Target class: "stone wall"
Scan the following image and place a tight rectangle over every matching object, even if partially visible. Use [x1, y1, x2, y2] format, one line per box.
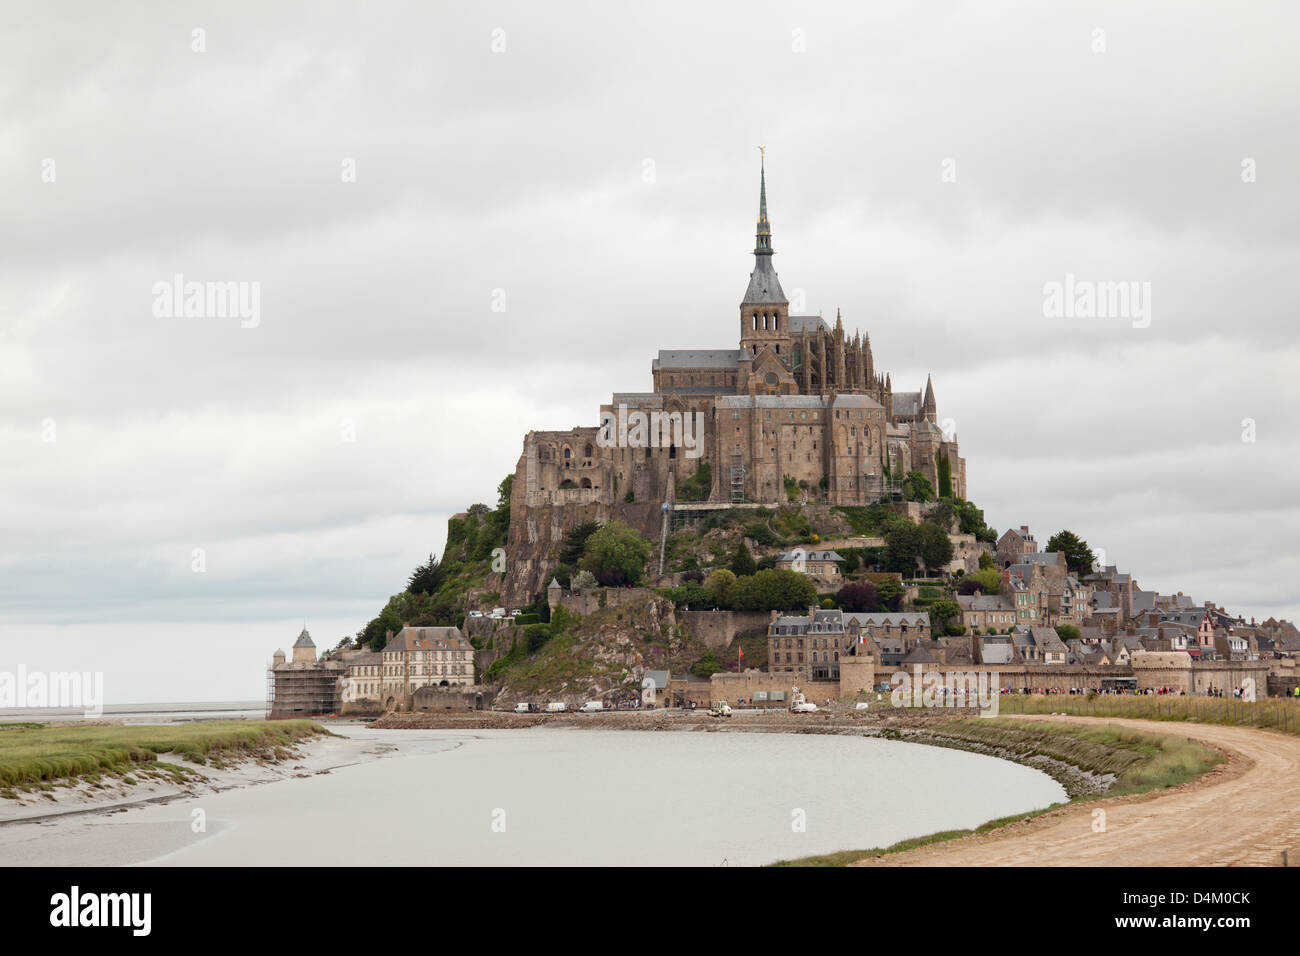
[681, 609, 772, 650]
[412, 685, 489, 712]
[555, 586, 658, 617]
[709, 669, 840, 707]
[875, 656, 1274, 695]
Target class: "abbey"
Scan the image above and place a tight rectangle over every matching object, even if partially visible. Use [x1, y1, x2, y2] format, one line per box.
[517, 157, 966, 509]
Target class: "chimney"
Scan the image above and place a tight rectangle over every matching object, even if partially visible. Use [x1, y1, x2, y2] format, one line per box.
[1020, 525, 1030, 534]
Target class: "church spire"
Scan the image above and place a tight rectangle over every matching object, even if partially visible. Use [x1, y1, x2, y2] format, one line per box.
[742, 148, 786, 304]
[755, 147, 773, 255]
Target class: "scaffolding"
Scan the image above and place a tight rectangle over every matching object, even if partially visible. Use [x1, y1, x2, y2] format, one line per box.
[267, 663, 344, 719]
[730, 458, 745, 503]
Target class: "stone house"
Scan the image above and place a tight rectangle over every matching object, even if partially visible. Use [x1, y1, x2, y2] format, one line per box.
[775, 548, 845, 589]
[380, 626, 476, 712]
[843, 611, 932, 645]
[957, 592, 1016, 633]
[996, 525, 1037, 567]
[768, 607, 846, 680]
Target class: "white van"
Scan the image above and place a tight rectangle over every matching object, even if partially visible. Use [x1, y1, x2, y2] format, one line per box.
[546, 702, 567, 713]
[579, 700, 604, 713]
[490, 607, 506, 619]
[513, 702, 531, 713]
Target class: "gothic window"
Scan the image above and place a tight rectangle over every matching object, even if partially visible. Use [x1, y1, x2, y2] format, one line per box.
[584, 444, 592, 457]
[563, 447, 571, 459]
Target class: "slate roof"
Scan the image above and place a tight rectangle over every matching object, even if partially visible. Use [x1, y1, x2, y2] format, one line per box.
[958, 594, 1015, 612]
[900, 643, 937, 664]
[293, 628, 315, 649]
[742, 257, 787, 303]
[844, 612, 931, 627]
[892, 392, 922, 417]
[979, 636, 1015, 665]
[653, 349, 741, 369]
[776, 550, 845, 563]
[787, 315, 829, 333]
[383, 626, 472, 652]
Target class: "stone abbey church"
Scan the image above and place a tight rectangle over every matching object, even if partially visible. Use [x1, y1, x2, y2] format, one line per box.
[515, 158, 967, 513]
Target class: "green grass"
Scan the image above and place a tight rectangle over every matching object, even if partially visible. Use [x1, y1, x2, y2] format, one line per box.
[0, 719, 325, 791]
[998, 692, 1300, 736]
[770, 717, 1222, 866]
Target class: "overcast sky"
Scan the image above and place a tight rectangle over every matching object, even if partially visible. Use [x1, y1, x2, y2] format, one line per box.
[2, 1, 1297, 703]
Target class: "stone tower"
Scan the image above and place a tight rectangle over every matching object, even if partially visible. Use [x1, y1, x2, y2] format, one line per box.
[739, 150, 790, 360]
[292, 627, 316, 664]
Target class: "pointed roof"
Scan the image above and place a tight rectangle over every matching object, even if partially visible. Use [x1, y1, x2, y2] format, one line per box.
[547, 576, 562, 589]
[293, 628, 315, 648]
[923, 375, 936, 411]
[742, 151, 787, 304]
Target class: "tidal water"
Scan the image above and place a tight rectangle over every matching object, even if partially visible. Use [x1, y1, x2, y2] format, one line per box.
[111, 726, 1067, 866]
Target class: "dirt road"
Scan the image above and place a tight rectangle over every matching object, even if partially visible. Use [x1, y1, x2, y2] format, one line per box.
[855, 715, 1300, 867]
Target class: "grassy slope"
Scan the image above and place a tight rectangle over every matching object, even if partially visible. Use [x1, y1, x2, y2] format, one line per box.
[998, 692, 1300, 736]
[0, 719, 325, 794]
[770, 717, 1222, 866]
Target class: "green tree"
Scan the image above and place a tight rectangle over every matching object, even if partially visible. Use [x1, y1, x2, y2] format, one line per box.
[884, 521, 922, 573]
[953, 498, 996, 543]
[875, 577, 904, 611]
[704, 568, 738, 607]
[579, 520, 652, 586]
[902, 470, 935, 502]
[1056, 624, 1082, 643]
[406, 552, 446, 595]
[978, 551, 995, 571]
[729, 540, 757, 577]
[1045, 530, 1097, 576]
[690, 649, 724, 679]
[560, 521, 600, 567]
[928, 599, 962, 634]
[918, 521, 955, 572]
[926, 498, 956, 532]
[730, 569, 817, 612]
[936, 451, 953, 498]
[958, 569, 1002, 595]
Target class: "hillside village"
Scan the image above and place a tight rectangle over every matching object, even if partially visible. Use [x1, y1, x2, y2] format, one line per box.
[266, 158, 1300, 717]
[268, 487, 1300, 717]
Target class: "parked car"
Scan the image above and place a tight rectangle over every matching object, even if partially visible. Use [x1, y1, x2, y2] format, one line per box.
[509, 609, 522, 617]
[545, 702, 567, 713]
[579, 700, 604, 713]
[513, 702, 532, 713]
[490, 607, 506, 619]
[466, 610, 484, 618]
[708, 701, 732, 718]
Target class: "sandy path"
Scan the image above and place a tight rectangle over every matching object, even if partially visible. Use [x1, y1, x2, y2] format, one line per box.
[855, 715, 1300, 867]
